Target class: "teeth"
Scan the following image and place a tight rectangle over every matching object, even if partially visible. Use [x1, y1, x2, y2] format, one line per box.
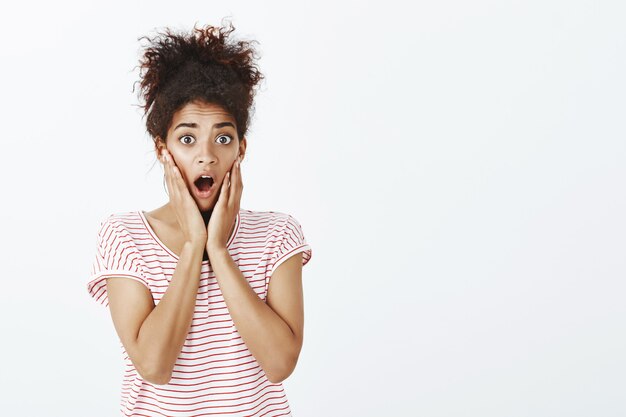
[201, 175, 212, 179]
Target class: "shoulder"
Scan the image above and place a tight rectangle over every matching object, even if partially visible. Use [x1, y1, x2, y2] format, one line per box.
[239, 208, 300, 233]
[96, 211, 143, 240]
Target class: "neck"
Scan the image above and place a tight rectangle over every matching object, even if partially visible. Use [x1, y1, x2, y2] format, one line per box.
[201, 208, 213, 228]
[200, 209, 212, 262]
[164, 204, 213, 261]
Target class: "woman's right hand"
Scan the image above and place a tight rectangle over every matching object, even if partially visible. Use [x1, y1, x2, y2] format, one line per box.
[161, 149, 207, 246]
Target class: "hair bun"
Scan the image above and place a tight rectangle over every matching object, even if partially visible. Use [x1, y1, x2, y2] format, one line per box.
[133, 18, 264, 143]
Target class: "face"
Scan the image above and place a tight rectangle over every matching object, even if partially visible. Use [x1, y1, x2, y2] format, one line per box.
[156, 100, 246, 211]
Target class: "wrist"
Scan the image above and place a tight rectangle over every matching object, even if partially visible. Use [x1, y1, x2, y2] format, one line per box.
[206, 242, 227, 255]
[185, 238, 206, 252]
[180, 241, 206, 263]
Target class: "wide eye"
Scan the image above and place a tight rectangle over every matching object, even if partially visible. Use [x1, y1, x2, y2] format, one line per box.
[216, 134, 233, 145]
[179, 135, 195, 145]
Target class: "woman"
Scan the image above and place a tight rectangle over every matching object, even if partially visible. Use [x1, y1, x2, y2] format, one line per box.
[87, 20, 312, 416]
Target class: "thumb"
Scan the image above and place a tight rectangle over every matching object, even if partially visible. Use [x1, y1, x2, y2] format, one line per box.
[220, 172, 231, 199]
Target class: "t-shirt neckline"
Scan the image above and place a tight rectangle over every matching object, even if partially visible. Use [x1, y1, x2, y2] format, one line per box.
[137, 210, 240, 262]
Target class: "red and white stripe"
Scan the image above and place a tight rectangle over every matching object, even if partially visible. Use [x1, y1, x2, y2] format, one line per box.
[87, 209, 312, 416]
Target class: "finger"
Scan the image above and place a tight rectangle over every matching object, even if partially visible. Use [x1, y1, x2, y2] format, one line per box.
[165, 151, 181, 187]
[230, 157, 242, 206]
[163, 153, 173, 195]
[220, 172, 231, 203]
[213, 172, 227, 211]
[165, 154, 180, 202]
[236, 156, 242, 187]
[226, 159, 235, 203]
[171, 161, 183, 187]
[171, 161, 189, 203]
[167, 152, 184, 188]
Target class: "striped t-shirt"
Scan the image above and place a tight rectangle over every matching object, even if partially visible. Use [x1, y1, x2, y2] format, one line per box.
[87, 209, 312, 417]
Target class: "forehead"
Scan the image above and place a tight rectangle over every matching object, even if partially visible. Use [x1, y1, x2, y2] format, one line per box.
[171, 100, 235, 124]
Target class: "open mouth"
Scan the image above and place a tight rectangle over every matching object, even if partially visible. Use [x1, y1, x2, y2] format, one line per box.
[193, 175, 215, 194]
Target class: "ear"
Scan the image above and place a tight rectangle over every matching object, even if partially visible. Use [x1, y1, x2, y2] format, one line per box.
[238, 137, 247, 161]
[155, 137, 167, 158]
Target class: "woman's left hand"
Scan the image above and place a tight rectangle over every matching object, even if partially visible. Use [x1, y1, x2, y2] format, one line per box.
[206, 155, 243, 254]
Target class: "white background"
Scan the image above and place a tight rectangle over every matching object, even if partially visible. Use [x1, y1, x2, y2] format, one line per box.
[0, 0, 624, 416]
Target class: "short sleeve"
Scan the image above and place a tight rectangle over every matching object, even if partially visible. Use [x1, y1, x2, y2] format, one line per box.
[269, 214, 313, 276]
[86, 216, 149, 307]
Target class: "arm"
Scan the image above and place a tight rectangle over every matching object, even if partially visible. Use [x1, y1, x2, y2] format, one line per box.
[106, 241, 204, 385]
[209, 249, 304, 383]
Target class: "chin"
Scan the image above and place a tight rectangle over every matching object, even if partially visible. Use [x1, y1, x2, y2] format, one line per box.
[195, 199, 215, 212]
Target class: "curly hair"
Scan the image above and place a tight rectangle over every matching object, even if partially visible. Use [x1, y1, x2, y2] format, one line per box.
[134, 18, 265, 147]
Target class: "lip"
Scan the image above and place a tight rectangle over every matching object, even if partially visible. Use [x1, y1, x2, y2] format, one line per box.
[193, 183, 215, 199]
[192, 170, 219, 199]
[193, 170, 217, 183]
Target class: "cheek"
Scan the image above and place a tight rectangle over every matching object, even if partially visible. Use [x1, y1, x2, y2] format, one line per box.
[170, 149, 189, 164]
[170, 153, 192, 181]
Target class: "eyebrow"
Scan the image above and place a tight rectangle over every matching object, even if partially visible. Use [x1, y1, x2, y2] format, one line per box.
[174, 121, 235, 131]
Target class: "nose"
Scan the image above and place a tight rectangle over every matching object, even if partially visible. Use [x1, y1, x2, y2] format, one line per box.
[196, 140, 218, 165]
